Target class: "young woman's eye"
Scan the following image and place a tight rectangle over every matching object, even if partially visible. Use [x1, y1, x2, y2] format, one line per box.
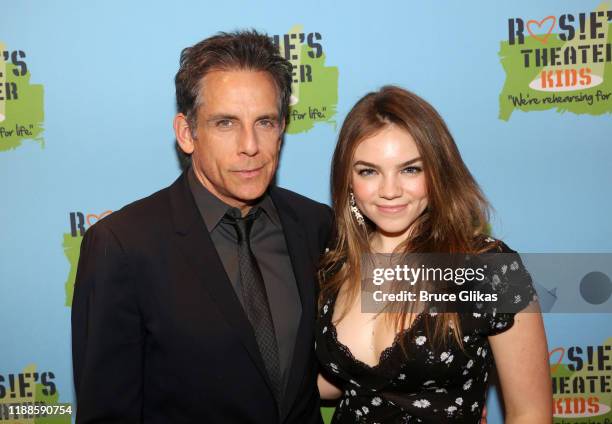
[357, 168, 376, 177]
[401, 166, 422, 174]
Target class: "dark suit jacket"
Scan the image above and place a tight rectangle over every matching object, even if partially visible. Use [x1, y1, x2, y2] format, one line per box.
[71, 172, 332, 424]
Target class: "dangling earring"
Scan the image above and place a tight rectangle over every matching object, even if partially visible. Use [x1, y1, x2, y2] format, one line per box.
[349, 191, 365, 227]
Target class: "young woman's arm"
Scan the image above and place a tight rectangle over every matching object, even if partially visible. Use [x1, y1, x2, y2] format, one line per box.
[317, 373, 343, 400]
[489, 305, 552, 423]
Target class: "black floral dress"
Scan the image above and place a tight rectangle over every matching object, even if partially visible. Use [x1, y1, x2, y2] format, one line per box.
[315, 241, 538, 423]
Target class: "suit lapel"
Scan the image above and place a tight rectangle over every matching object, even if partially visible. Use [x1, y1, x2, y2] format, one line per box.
[168, 173, 277, 399]
[270, 188, 318, 418]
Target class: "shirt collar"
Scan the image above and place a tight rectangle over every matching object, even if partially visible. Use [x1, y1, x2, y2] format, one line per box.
[187, 166, 280, 232]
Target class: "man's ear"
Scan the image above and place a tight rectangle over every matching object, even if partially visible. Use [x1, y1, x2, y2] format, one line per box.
[277, 119, 286, 151]
[174, 113, 195, 155]
[279, 117, 286, 135]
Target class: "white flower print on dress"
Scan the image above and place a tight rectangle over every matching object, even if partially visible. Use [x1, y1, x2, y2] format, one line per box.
[323, 304, 329, 314]
[455, 397, 463, 405]
[510, 260, 519, 271]
[398, 373, 406, 380]
[446, 406, 457, 416]
[471, 402, 479, 411]
[423, 380, 435, 386]
[501, 264, 508, 274]
[463, 379, 473, 390]
[322, 326, 327, 334]
[466, 359, 474, 369]
[473, 312, 482, 318]
[372, 397, 382, 406]
[330, 362, 339, 373]
[415, 336, 427, 346]
[440, 352, 450, 361]
[362, 406, 369, 414]
[349, 379, 361, 387]
[413, 399, 431, 408]
[463, 335, 470, 343]
[514, 294, 522, 304]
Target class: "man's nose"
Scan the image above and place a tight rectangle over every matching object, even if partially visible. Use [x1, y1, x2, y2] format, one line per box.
[238, 126, 259, 156]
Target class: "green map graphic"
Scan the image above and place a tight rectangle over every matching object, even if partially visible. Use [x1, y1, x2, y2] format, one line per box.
[499, 3, 612, 121]
[0, 365, 71, 423]
[552, 338, 612, 423]
[283, 25, 339, 134]
[0, 42, 44, 152]
[63, 233, 82, 307]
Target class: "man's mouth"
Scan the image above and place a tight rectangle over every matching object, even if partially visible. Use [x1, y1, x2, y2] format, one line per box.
[233, 165, 265, 178]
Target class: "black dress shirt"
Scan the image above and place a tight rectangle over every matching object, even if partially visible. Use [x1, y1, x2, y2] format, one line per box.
[187, 168, 302, 395]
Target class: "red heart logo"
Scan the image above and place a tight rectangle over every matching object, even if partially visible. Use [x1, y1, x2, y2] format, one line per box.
[527, 16, 556, 44]
[86, 210, 113, 227]
[549, 347, 565, 374]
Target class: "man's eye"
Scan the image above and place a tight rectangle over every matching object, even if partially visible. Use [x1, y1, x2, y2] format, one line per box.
[216, 119, 234, 128]
[258, 119, 277, 128]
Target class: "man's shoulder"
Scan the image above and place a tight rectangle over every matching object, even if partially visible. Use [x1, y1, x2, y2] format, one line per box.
[270, 186, 331, 221]
[271, 186, 333, 251]
[270, 185, 329, 210]
[87, 178, 178, 242]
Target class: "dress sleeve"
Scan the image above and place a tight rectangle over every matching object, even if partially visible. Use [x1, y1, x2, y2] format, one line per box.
[479, 240, 538, 335]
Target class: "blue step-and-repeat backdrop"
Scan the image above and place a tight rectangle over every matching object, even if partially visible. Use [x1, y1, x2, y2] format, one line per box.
[1, 1, 611, 422]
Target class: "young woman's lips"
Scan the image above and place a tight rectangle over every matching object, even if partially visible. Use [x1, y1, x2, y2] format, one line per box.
[376, 204, 407, 214]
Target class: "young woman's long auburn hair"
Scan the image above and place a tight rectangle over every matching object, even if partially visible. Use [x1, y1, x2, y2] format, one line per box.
[319, 86, 497, 348]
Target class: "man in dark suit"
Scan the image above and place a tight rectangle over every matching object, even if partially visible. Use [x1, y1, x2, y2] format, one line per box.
[71, 30, 332, 423]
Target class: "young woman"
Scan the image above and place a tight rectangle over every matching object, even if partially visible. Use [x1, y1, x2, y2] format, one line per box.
[316, 86, 551, 423]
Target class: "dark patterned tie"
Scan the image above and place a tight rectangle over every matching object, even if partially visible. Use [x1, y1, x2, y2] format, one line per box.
[223, 208, 282, 403]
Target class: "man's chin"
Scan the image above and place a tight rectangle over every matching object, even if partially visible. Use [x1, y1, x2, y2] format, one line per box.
[231, 176, 273, 197]
[232, 186, 269, 204]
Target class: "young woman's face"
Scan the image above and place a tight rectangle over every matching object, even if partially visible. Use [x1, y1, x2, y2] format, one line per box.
[351, 124, 428, 241]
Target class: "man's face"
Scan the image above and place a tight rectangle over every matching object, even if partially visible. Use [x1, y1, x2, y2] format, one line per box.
[177, 70, 284, 213]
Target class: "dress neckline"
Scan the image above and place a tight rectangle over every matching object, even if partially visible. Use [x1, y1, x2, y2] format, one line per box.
[325, 292, 424, 371]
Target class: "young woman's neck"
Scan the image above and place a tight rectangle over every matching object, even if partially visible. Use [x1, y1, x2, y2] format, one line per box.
[369, 229, 411, 253]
